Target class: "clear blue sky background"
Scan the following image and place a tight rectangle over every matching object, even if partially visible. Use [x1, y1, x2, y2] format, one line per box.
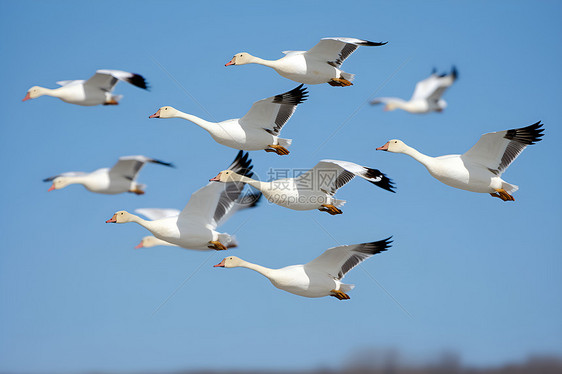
[1, 1, 561, 372]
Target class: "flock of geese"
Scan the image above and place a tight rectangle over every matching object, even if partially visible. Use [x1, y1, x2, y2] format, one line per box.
[25, 37, 544, 301]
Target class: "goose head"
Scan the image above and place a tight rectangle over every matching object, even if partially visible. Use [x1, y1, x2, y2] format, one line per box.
[106, 210, 135, 224]
[225, 52, 254, 66]
[47, 177, 73, 191]
[214, 256, 244, 268]
[209, 169, 242, 183]
[135, 236, 159, 249]
[23, 86, 48, 101]
[149, 106, 180, 119]
[376, 139, 408, 153]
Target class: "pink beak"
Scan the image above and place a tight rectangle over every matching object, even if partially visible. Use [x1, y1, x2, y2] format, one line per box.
[225, 58, 235, 67]
[47, 184, 55, 192]
[149, 109, 161, 118]
[22, 92, 31, 102]
[209, 172, 221, 182]
[376, 142, 390, 151]
[214, 259, 226, 267]
[134, 241, 143, 249]
[106, 214, 117, 223]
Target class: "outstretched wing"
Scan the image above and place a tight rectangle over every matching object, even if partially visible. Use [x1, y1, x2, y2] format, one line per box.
[239, 85, 308, 136]
[134, 208, 181, 221]
[461, 121, 544, 175]
[305, 237, 392, 280]
[305, 37, 387, 67]
[179, 151, 259, 228]
[43, 171, 87, 182]
[108, 155, 173, 181]
[84, 69, 149, 92]
[411, 66, 457, 102]
[295, 159, 395, 195]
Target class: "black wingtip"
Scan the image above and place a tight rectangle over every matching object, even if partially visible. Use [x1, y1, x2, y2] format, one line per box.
[358, 236, 393, 256]
[273, 84, 309, 105]
[361, 40, 388, 47]
[127, 73, 149, 90]
[43, 177, 53, 182]
[365, 168, 396, 193]
[150, 159, 174, 168]
[228, 151, 254, 178]
[451, 66, 458, 80]
[504, 121, 544, 145]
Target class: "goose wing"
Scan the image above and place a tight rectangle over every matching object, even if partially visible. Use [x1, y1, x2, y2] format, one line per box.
[108, 155, 173, 181]
[84, 69, 149, 92]
[43, 171, 87, 182]
[305, 37, 387, 67]
[461, 121, 544, 175]
[305, 238, 392, 280]
[294, 160, 395, 194]
[179, 151, 259, 228]
[411, 67, 457, 102]
[239, 85, 308, 136]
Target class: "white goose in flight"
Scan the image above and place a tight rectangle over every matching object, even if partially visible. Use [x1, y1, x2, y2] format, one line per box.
[23, 69, 149, 106]
[149, 85, 308, 156]
[225, 37, 387, 87]
[371, 66, 458, 113]
[210, 159, 395, 215]
[106, 151, 261, 251]
[376, 121, 544, 201]
[214, 237, 392, 300]
[44, 155, 174, 195]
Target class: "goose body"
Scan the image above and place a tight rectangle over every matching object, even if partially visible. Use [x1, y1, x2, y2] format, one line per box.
[225, 37, 387, 86]
[371, 67, 457, 113]
[23, 69, 148, 106]
[211, 159, 394, 214]
[150, 85, 307, 155]
[107, 151, 261, 251]
[215, 238, 392, 299]
[377, 122, 544, 200]
[44, 155, 173, 195]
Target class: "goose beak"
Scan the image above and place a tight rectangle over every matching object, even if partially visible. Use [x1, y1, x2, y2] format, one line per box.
[22, 92, 31, 102]
[134, 241, 143, 249]
[225, 58, 235, 67]
[106, 214, 117, 223]
[47, 184, 56, 192]
[149, 109, 161, 118]
[376, 142, 390, 151]
[209, 172, 221, 182]
[214, 259, 226, 267]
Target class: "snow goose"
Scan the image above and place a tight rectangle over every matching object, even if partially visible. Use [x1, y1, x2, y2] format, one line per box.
[376, 121, 544, 201]
[225, 37, 387, 86]
[371, 66, 458, 113]
[210, 159, 395, 215]
[23, 69, 148, 106]
[214, 237, 392, 300]
[106, 151, 261, 251]
[149, 85, 308, 155]
[44, 155, 174, 194]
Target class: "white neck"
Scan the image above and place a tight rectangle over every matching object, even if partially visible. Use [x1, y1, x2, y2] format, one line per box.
[230, 174, 270, 192]
[400, 144, 434, 167]
[237, 259, 275, 279]
[126, 213, 155, 231]
[250, 56, 278, 68]
[173, 111, 216, 132]
[39, 87, 62, 98]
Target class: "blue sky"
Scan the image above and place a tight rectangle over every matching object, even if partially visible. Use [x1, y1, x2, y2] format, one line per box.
[1, 0, 561, 372]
